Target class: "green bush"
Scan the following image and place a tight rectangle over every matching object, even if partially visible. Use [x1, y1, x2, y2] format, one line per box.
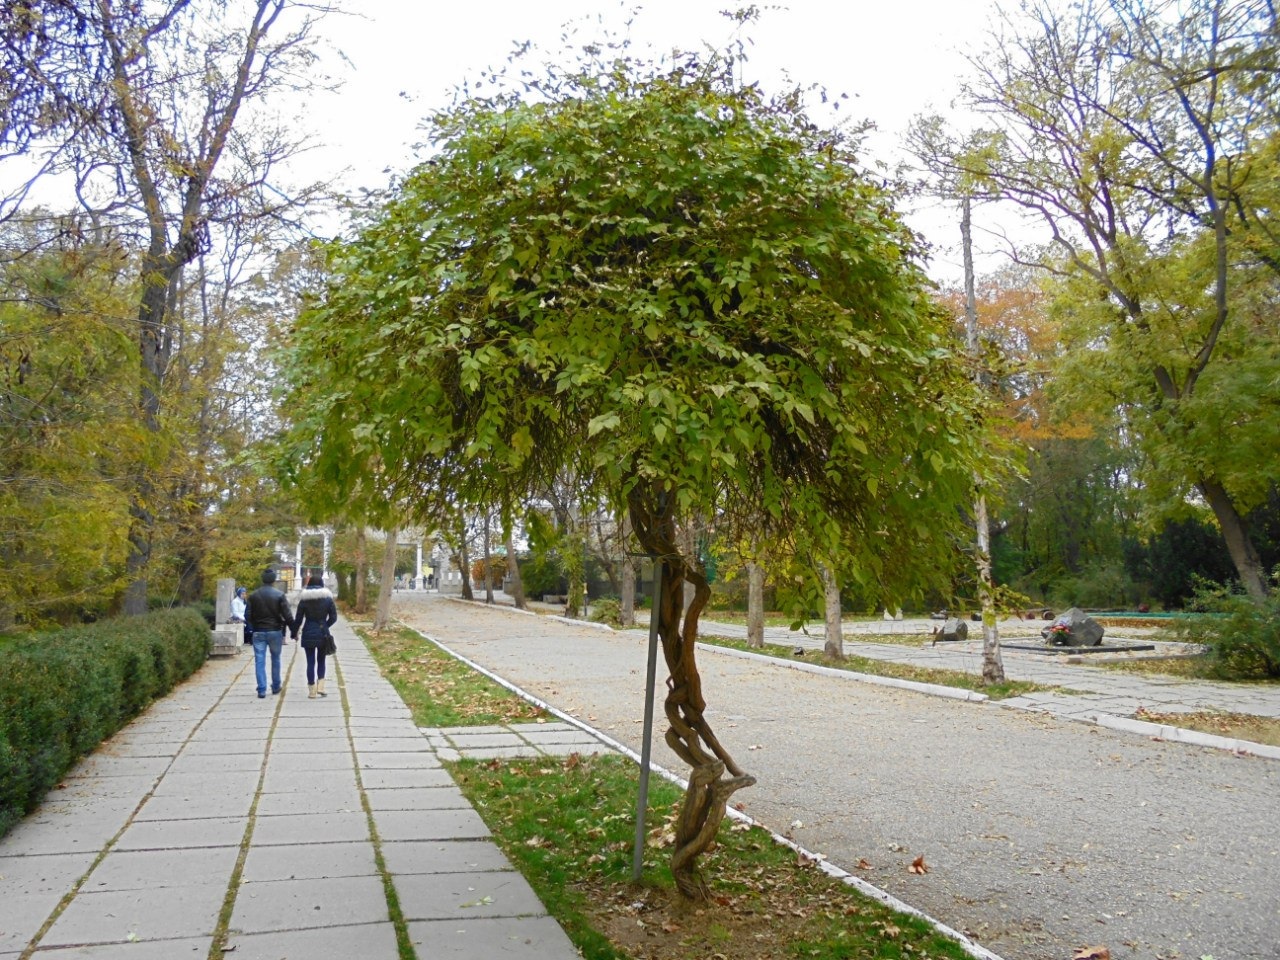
[1172, 575, 1280, 680]
[587, 597, 622, 627]
[0, 608, 210, 839]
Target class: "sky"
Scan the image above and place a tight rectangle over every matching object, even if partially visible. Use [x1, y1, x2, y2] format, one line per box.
[293, 0, 1031, 283]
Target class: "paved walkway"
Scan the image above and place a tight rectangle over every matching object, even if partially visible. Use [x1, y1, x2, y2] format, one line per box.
[0, 619, 580, 960]
[686, 615, 1280, 754]
[395, 594, 1280, 960]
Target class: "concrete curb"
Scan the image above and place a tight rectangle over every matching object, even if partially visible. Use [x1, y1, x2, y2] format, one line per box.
[404, 622, 1007, 960]
[1061, 710, 1280, 760]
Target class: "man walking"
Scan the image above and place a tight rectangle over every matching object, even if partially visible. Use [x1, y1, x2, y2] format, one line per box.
[247, 568, 292, 698]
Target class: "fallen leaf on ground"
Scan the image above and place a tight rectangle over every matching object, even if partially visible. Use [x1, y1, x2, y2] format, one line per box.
[908, 855, 929, 875]
[856, 858, 873, 869]
[1073, 947, 1111, 960]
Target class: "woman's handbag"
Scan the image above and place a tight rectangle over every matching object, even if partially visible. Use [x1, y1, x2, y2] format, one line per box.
[321, 628, 337, 657]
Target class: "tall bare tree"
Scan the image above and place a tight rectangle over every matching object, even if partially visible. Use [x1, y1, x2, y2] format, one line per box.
[1, 0, 330, 612]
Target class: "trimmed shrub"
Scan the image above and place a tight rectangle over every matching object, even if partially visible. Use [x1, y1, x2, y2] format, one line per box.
[0, 608, 209, 838]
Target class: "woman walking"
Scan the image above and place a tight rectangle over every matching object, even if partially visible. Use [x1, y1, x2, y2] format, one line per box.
[291, 575, 338, 698]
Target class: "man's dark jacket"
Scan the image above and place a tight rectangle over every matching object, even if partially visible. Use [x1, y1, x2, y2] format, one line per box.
[247, 584, 292, 633]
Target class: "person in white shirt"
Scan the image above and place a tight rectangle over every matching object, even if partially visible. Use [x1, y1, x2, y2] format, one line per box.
[231, 586, 251, 644]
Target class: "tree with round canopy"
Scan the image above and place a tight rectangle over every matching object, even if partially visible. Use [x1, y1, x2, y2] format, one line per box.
[278, 47, 995, 898]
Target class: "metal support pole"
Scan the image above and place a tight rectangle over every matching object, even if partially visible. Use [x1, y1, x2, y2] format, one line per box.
[632, 560, 664, 881]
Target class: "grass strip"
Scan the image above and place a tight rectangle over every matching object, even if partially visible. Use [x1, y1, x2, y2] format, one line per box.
[699, 633, 1048, 700]
[451, 752, 974, 960]
[358, 624, 545, 726]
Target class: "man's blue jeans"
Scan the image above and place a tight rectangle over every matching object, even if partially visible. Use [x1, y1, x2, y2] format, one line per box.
[252, 630, 284, 696]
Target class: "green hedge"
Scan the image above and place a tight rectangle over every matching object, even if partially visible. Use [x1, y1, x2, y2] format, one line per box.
[0, 608, 210, 839]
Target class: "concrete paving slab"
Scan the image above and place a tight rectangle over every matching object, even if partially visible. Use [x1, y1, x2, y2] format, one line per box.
[269, 737, 349, 754]
[261, 766, 358, 795]
[357, 751, 443, 770]
[223, 922, 400, 960]
[359, 767, 454, 790]
[443, 732, 526, 749]
[83, 846, 238, 891]
[183, 735, 269, 754]
[0, 852, 94, 894]
[241, 840, 377, 882]
[114, 815, 246, 851]
[152, 770, 259, 798]
[265, 751, 353, 773]
[363, 786, 471, 812]
[166, 752, 263, 775]
[0, 893, 59, 952]
[449, 745, 542, 760]
[254, 790, 361, 818]
[231, 875, 389, 932]
[407, 915, 579, 959]
[350, 737, 433, 753]
[347, 720, 421, 735]
[42, 882, 227, 945]
[0, 814, 125, 857]
[372, 808, 491, 843]
[514, 730, 604, 745]
[271, 723, 347, 738]
[248, 811, 369, 846]
[64, 755, 173, 779]
[21, 937, 210, 959]
[40, 774, 159, 801]
[89, 741, 185, 759]
[394, 870, 547, 920]
[380, 840, 513, 875]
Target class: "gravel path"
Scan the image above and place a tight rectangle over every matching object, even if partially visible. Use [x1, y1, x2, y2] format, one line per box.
[393, 594, 1279, 960]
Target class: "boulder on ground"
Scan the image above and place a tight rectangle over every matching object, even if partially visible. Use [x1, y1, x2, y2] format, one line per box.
[938, 617, 968, 642]
[1041, 607, 1104, 646]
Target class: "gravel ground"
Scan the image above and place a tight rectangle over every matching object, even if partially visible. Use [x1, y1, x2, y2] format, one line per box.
[393, 594, 1280, 960]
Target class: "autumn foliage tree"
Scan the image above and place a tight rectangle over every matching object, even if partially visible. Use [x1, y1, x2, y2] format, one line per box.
[1, 0, 328, 612]
[279, 45, 992, 896]
[917, 0, 1280, 601]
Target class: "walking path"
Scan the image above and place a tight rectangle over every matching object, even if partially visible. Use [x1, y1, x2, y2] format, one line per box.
[0, 619, 580, 960]
[688, 615, 1280, 754]
[394, 593, 1280, 960]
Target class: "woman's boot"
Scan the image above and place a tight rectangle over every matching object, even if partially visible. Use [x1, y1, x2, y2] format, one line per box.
[308, 684, 317, 699]
[317, 678, 327, 697]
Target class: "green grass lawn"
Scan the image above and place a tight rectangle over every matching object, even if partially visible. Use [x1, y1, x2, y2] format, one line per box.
[453, 752, 975, 960]
[357, 623, 545, 726]
[698, 633, 1051, 700]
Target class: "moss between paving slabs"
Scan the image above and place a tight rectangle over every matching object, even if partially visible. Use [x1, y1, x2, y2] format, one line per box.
[700, 633, 1047, 701]
[453, 752, 972, 960]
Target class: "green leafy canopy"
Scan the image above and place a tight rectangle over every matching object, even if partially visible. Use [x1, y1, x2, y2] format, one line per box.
[282, 45, 996, 603]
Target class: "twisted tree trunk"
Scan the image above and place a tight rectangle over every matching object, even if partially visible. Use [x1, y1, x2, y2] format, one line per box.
[627, 482, 755, 899]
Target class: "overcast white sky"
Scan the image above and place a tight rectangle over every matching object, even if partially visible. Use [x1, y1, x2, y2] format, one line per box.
[295, 0, 1032, 283]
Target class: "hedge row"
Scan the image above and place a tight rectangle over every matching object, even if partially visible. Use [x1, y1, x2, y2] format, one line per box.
[0, 608, 210, 839]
